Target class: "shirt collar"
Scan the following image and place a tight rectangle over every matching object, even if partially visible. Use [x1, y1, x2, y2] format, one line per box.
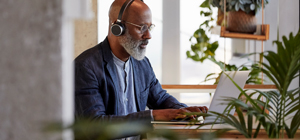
[111, 52, 131, 70]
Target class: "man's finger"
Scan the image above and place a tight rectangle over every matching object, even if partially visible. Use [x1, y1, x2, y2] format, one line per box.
[205, 106, 208, 113]
[176, 114, 187, 119]
[198, 106, 208, 113]
[186, 106, 201, 112]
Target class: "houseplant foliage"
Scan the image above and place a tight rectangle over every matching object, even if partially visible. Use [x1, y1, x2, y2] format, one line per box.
[186, 0, 217, 63]
[186, 0, 261, 85]
[211, 0, 269, 14]
[190, 30, 300, 138]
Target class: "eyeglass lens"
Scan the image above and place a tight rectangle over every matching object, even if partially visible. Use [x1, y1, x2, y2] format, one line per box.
[141, 24, 155, 33]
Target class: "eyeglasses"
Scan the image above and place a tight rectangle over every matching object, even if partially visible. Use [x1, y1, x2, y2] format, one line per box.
[124, 21, 155, 34]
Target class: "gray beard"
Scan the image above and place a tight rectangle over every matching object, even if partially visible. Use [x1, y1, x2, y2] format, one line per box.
[119, 31, 147, 61]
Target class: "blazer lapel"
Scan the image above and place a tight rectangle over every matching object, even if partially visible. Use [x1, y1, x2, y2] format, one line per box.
[105, 62, 120, 95]
[101, 38, 120, 114]
[131, 58, 142, 111]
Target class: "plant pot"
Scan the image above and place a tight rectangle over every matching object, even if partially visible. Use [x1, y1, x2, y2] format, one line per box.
[226, 10, 257, 34]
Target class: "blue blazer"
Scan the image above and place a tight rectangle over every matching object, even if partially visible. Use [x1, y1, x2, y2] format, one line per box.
[74, 37, 187, 125]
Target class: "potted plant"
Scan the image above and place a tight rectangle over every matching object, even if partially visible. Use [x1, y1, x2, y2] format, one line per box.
[211, 0, 269, 33]
[189, 30, 300, 138]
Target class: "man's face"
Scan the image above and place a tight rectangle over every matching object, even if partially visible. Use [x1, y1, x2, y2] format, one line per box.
[118, 4, 152, 61]
[118, 29, 148, 60]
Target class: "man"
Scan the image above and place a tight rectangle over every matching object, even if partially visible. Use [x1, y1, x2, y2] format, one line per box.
[74, 0, 208, 139]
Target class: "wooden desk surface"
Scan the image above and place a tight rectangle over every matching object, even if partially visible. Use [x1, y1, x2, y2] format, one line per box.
[152, 124, 300, 139]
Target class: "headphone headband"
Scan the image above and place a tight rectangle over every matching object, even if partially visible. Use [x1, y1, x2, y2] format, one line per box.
[117, 0, 134, 22]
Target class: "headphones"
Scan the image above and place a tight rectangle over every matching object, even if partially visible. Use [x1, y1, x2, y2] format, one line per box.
[111, 0, 144, 36]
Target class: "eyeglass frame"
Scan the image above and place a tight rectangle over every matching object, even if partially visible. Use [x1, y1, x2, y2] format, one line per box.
[123, 21, 155, 34]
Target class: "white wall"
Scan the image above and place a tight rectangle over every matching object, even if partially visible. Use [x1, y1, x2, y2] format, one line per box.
[162, 0, 181, 84]
[246, 0, 299, 89]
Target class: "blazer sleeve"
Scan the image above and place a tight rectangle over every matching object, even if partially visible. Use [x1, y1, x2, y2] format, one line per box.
[74, 62, 152, 129]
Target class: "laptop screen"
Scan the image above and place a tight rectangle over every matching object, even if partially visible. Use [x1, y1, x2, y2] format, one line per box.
[203, 71, 250, 124]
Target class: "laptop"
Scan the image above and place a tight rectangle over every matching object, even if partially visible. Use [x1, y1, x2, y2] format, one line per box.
[151, 71, 250, 125]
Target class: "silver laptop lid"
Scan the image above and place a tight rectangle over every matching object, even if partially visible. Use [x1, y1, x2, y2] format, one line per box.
[204, 71, 250, 123]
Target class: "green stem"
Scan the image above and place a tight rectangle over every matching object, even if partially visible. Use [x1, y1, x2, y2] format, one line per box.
[278, 91, 283, 138]
[282, 90, 286, 139]
[278, 89, 286, 138]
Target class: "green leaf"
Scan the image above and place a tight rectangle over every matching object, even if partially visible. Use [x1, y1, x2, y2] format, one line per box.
[239, 4, 245, 11]
[210, 111, 250, 137]
[239, 0, 245, 5]
[235, 3, 240, 11]
[244, 0, 252, 4]
[289, 109, 300, 138]
[250, 4, 255, 10]
[230, 0, 237, 6]
[263, 51, 287, 80]
[200, 20, 210, 28]
[285, 122, 292, 138]
[260, 67, 281, 89]
[273, 41, 290, 68]
[247, 112, 253, 137]
[200, 0, 211, 10]
[253, 123, 261, 138]
[200, 12, 212, 17]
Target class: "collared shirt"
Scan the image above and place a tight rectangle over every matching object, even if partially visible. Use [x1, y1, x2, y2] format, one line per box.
[112, 53, 140, 140]
[112, 53, 137, 116]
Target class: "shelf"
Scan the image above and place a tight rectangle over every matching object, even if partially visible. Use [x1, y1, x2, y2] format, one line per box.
[162, 84, 276, 89]
[161, 84, 277, 93]
[220, 24, 269, 41]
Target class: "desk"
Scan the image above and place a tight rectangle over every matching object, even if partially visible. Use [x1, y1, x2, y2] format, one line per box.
[152, 123, 300, 139]
[155, 85, 298, 139]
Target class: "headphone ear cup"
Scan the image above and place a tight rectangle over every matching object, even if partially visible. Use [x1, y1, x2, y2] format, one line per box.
[111, 22, 125, 36]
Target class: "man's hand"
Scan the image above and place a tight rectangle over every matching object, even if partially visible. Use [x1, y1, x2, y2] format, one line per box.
[152, 108, 190, 121]
[181, 106, 208, 119]
[183, 106, 208, 113]
[152, 106, 208, 121]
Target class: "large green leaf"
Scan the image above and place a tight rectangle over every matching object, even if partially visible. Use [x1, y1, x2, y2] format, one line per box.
[289, 109, 300, 138]
[247, 113, 253, 137]
[263, 51, 286, 80]
[200, 0, 211, 10]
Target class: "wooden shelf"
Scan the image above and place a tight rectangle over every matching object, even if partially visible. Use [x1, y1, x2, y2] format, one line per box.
[162, 84, 276, 89]
[220, 24, 269, 40]
[161, 84, 276, 93]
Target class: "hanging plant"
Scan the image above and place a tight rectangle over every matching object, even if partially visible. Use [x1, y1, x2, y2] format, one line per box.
[186, 0, 262, 85]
